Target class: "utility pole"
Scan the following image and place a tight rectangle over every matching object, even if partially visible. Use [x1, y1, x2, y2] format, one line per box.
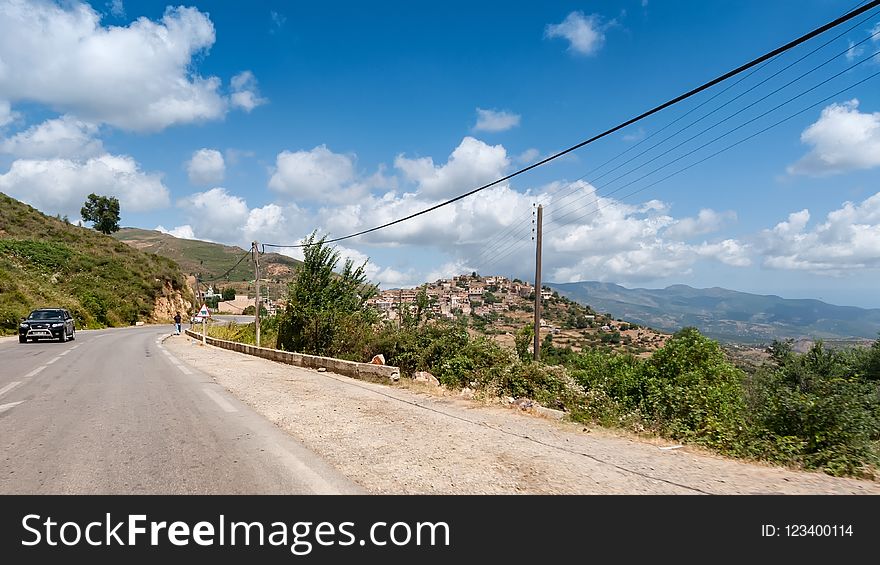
[253, 241, 261, 348]
[533, 204, 543, 362]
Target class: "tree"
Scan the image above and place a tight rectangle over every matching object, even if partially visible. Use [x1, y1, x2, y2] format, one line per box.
[276, 232, 377, 356]
[80, 193, 120, 234]
[514, 324, 534, 362]
[221, 287, 236, 301]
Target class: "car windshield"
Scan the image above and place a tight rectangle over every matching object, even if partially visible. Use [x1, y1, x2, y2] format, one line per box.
[29, 310, 63, 320]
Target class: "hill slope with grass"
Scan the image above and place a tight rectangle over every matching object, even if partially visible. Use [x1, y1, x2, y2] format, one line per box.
[0, 193, 192, 334]
[551, 281, 880, 343]
[113, 228, 302, 284]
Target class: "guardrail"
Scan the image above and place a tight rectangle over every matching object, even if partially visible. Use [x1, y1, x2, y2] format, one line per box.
[184, 329, 400, 382]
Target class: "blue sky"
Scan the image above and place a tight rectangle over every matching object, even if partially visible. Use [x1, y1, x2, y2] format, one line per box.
[1, 0, 880, 307]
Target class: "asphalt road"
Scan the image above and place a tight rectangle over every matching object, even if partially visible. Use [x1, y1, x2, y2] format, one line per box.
[0, 325, 362, 494]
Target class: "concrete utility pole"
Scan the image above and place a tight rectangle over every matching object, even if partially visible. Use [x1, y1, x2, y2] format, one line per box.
[253, 241, 261, 348]
[533, 204, 543, 362]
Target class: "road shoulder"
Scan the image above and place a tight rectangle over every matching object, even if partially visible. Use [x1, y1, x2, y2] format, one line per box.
[164, 335, 880, 495]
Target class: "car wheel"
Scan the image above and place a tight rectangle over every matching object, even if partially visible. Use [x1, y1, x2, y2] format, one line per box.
[59, 327, 67, 342]
[69, 327, 76, 341]
[19, 335, 26, 343]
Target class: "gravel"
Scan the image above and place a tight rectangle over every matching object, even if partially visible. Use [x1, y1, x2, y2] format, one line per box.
[165, 336, 880, 495]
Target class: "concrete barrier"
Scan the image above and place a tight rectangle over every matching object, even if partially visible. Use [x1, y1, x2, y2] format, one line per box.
[184, 329, 400, 382]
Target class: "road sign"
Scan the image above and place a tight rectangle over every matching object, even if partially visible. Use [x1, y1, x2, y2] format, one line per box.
[198, 304, 210, 318]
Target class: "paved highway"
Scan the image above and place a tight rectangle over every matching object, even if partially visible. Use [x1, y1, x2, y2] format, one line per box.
[0, 325, 362, 494]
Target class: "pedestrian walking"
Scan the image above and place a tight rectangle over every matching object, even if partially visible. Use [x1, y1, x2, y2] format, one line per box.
[174, 312, 182, 335]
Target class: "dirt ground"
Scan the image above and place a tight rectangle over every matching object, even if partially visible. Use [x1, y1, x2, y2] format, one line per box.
[165, 335, 879, 495]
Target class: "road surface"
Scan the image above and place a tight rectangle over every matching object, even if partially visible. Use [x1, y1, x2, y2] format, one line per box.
[0, 325, 361, 494]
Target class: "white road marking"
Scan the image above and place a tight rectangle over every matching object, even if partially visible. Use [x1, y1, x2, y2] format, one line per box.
[71, 345, 80, 350]
[93, 335, 107, 339]
[58, 349, 71, 356]
[45, 357, 60, 365]
[178, 365, 193, 375]
[24, 366, 46, 378]
[0, 401, 24, 414]
[203, 388, 236, 413]
[0, 381, 22, 398]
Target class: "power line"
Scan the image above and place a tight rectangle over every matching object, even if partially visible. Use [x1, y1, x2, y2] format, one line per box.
[201, 249, 252, 284]
[545, 27, 880, 228]
[262, 0, 880, 251]
[544, 64, 880, 239]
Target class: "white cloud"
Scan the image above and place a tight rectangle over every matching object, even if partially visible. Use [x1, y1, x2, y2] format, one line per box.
[230, 71, 268, 112]
[0, 154, 169, 219]
[269, 145, 358, 203]
[545, 12, 606, 56]
[664, 209, 736, 240]
[759, 192, 880, 274]
[473, 108, 521, 132]
[516, 148, 540, 164]
[156, 224, 195, 240]
[0, 99, 16, 127]
[270, 10, 286, 32]
[107, 0, 124, 18]
[788, 100, 880, 175]
[186, 148, 225, 186]
[0, 1, 248, 131]
[0, 115, 103, 159]
[694, 240, 752, 267]
[394, 136, 509, 199]
[177, 188, 250, 243]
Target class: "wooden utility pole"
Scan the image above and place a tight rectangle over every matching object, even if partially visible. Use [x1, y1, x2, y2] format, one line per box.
[253, 241, 261, 348]
[533, 204, 543, 362]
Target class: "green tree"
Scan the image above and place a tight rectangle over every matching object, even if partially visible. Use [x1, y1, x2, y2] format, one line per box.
[514, 324, 534, 362]
[221, 287, 236, 301]
[80, 193, 121, 235]
[276, 232, 377, 356]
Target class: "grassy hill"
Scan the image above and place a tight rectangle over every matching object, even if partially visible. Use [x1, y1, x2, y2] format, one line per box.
[551, 281, 880, 344]
[0, 193, 192, 334]
[113, 228, 302, 285]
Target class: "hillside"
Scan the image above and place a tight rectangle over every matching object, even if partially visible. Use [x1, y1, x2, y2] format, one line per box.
[0, 193, 192, 333]
[550, 281, 880, 344]
[113, 228, 302, 286]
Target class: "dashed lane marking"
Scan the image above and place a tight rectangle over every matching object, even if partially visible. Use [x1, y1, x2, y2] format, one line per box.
[202, 388, 236, 413]
[0, 401, 25, 414]
[45, 356, 60, 365]
[0, 381, 22, 398]
[58, 349, 71, 356]
[23, 366, 46, 378]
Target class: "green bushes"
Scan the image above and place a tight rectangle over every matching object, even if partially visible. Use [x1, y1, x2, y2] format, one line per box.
[743, 340, 880, 476]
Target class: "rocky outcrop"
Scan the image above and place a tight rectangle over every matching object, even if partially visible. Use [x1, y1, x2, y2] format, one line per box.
[151, 280, 193, 323]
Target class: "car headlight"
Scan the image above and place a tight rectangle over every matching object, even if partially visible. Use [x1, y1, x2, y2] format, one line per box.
[51, 322, 63, 327]
[20, 323, 28, 328]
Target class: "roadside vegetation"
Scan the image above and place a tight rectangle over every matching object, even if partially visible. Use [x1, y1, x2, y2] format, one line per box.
[207, 235, 880, 478]
[0, 193, 191, 333]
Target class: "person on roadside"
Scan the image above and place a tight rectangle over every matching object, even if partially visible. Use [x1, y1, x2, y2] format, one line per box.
[174, 312, 182, 335]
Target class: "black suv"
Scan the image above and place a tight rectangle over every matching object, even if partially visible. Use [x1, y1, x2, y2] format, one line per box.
[19, 308, 76, 343]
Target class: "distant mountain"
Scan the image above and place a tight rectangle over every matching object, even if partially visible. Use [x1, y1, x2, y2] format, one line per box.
[549, 281, 880, 343]
[113, 228, 302, 283]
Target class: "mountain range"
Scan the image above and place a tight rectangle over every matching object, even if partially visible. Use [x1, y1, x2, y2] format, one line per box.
[550, 281, 880, 343]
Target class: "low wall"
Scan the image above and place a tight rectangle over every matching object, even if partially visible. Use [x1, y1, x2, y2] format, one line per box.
[184, 329, 400, 382]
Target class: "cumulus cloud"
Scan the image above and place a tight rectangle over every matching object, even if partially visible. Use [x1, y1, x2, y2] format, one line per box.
[759, 192, 880, 274]
[156, 224, 196, 240]
[230, 71, 268, 112]
[473, 108, 520, 132]
[664, 209, 737, 240]
[107, 0, 124, 18]
[177, 188, 250, 243]
[516, 148, 540, 164]
[0, 115, 103, 159]
[269, 145, 358, 202]
[0, 1, 256, 131]
[394, 136, 509, 199]
[0, 154, 170, 219]
[788, 100, 880, 175]
[545, 12, 606, 56]
[186, 148, 225, 186]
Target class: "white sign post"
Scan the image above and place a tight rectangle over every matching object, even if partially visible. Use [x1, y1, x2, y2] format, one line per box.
[198, 304, 210, 346]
